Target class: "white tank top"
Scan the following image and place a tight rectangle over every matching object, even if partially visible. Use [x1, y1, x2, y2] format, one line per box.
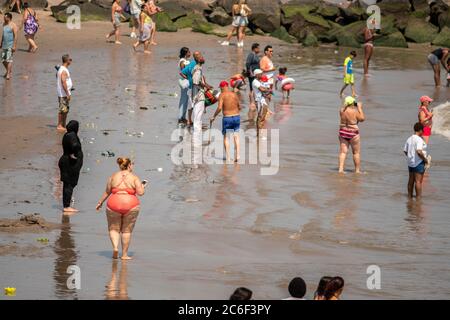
[57, 66, 73, 97]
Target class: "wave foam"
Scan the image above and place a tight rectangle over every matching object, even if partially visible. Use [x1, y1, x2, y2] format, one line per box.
[432, 101, 450, 140]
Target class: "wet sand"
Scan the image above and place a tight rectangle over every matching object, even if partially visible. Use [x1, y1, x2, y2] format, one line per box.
[1, 11, 450, 299]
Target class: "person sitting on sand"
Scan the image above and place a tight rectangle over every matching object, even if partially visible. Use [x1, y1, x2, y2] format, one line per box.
[132, 4, 154, 54]
[283, 277, 307, 300]
[323, 277, 345, 300]
[340, 51, 357, 98]
[211, 81, 242, 163]
[404, 122, 429, 199]
[229, 287, 252, 300]
[427, 47, 449, 87]
[314, 276, 332, 300]
[338, 96, 365, 174]
[58, 120, 83, 213]
[96, 157, 147, 260]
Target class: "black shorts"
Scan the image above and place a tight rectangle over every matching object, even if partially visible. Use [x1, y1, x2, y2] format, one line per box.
[248, 76, 255, 91]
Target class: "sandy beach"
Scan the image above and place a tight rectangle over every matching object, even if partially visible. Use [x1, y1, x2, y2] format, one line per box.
[1, 10, 450, 300]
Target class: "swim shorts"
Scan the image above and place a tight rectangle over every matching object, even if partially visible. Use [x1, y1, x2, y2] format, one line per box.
[423, 126, 432, 137]
[344, 73, 354, 85]
[1, 48, 13, 63]
[427, 53, 439, 65]
[222, 115, 240, 135]
[408, 161, 425, 174]
[58, 96, 70, 114]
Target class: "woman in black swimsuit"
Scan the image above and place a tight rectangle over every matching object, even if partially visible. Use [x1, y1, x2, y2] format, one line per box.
[427, 48, 449, 87]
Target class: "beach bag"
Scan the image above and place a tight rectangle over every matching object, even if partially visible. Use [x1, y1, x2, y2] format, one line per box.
[205, 90, 218, 107]
[178, 78, 189, 90]
[24, 10, 39, 35]
[123, 3, 131, 14]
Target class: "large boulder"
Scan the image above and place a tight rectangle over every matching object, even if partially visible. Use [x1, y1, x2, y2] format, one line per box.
[404, 17, 439, 43]
[214, 0, 235, 14]
[159, 0, 209, 14]
[374, 31, 408, 48]
[432, 26, 450, 47]
[192, 19, 216, 34]
[380, 15, 399, 36]
[247, 0, 281, 33]
[429, 0, 449, 30]
[316, 2, 340, 20]
[280, 4, 317, 25]
[338, 5, 367, 24]
[207, 7, 232, 26]
[270, 26, 296, 43]
[153, 12, 178, 32]
[302, 30, 318, 47]
[335, 28, 361, 48]
[158, 1, 188, 20]
[1, 0, 47, 9]
[174, 13, 206, 29]
[50, 1, 110, 23]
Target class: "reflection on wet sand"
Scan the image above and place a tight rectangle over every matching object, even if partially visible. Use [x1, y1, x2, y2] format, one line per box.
[330, 175, 362, 231]
[53, 215, 79, 299]
[405, 199, 428, 237]
[274, 98, 293, 124]
[105, 260, 129, 300]
[203, 164, 241, 219]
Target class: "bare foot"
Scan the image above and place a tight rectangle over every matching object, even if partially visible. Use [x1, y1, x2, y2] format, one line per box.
[56, 126, 67, 133]
[234, 158, 240, 163]
[151, 41, 157, 45]
[144, 50, 151, 54]
[32, 47, 38, 53]
[355, 170, 361, 174]
[115, 41, 122, 45]
[5, 74, 11, 80]
[112, 251, 119, 259]
[121, 255, 133, 260]
[63, 207, 79, 213]
[338, 169, 345, 174]
[132, 43, 138, 52]
[105, 34, 110, 40]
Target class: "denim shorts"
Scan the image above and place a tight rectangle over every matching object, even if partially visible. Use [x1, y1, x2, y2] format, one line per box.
[408, 161, 425, 174]
[428, 53, 439, 65]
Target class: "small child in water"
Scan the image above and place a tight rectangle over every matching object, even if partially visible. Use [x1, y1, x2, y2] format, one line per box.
[275, 67, 293, 98]
[230, 70, 249, 92]
[260, 75, 274, 118]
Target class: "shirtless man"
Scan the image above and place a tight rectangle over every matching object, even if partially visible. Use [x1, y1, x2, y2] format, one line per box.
[211, 81, 241, 163]
[338, 96, 365, 174]
[363, 25, 375, 76]
[260, 45, 276, 80]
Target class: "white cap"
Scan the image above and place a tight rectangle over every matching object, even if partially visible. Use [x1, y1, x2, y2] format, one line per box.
[254, 69, 263, 75]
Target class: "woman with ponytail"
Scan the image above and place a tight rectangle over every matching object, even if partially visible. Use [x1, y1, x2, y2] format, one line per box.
[323, 277, 345, 300]
[96, 157, 146, 260]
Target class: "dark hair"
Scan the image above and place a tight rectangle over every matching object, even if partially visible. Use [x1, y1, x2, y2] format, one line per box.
[241, 69, 250, 78]
[323, 277, 345, 300]
[179, 47, 189, 59]
[279, 67, 287, 75]
[314, 276, 332, 299]
[23, 2, 29, 8]
[251, 43, 260, 50]
[141, 4, 146, 10]
[62, 54, 71, 63]
[350, 50, 357, 57]
[264, 45, 273, 53]
[414, 122, 424, 133]
[66, 120, 79, 134]
[288, 277, 306, 299]
[5, 12, 13, 19]
[229, 287, 252, 300]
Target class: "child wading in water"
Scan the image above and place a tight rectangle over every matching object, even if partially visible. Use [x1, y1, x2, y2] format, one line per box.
[340, 51, 357, 98]
[275, 67, 294, 99]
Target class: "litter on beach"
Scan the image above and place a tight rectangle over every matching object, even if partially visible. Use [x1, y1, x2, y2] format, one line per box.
[101, 151, 115, 157]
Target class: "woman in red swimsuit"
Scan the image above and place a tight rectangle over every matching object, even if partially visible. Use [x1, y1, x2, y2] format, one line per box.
[96, 157, 146, 260]
[418, 95, 434, 145]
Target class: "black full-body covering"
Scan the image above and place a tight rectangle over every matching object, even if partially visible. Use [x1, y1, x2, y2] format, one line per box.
[58, 120, 83, 208]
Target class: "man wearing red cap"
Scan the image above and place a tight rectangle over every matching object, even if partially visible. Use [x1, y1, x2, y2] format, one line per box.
[418, 95, 434, 145]
[211, 81, 241, 163]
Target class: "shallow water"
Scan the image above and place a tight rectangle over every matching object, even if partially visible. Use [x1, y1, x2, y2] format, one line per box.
[1, 23, 450, 299]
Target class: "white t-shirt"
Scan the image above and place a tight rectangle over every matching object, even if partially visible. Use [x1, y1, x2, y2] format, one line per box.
[57, 66, 72, 98]
[252, 78, 263, 102]
[130, 0, 143, 15]
[404, 134, 427, 168]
